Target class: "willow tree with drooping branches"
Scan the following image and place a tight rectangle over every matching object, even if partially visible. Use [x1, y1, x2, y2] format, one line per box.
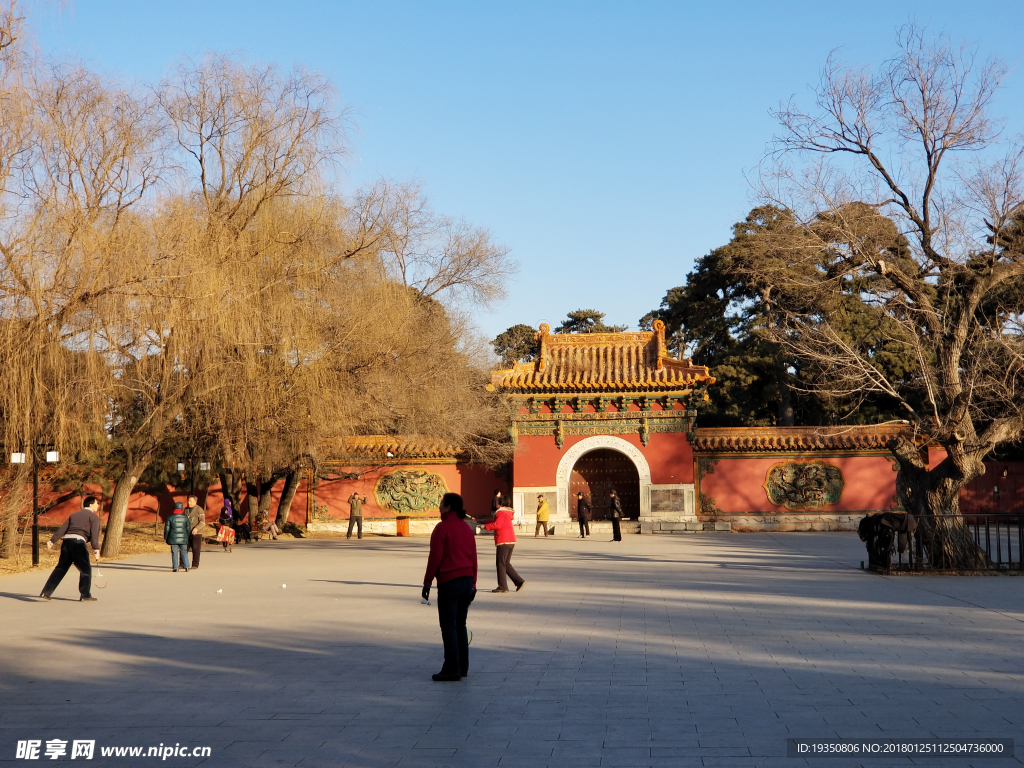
[0, 7, 517, 556]
[0, 8, 163, 555]
[752, 25, 1024, 567]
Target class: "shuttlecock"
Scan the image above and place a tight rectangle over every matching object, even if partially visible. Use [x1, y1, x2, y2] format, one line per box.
[281, 584, 287, 588]
[216, 589, 222, 594]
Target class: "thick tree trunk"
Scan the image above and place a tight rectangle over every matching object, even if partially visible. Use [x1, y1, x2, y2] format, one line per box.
[258, 476, 280, 518]
[892, 439, 987, 569]
[103, 460, 149, 557]
[775, 359, 795, 426]
[245, 480, 259, 524]
[276, 470, 300, 529]
[1, 465, 31, 559]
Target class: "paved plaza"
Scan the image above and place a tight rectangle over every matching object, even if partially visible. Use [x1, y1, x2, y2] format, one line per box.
[1, 532, 1022, 768]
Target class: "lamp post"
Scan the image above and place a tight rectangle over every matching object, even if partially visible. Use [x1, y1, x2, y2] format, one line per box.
[11, 447, 59, 566]
[177, 458, 211, 499]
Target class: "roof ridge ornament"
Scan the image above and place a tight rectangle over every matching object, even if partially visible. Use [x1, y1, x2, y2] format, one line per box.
[652, 319, 666, 370]
[536, 323, 549, 373]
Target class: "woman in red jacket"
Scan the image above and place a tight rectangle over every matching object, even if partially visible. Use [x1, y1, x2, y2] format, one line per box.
[423, 493, 478, 681]
[484, 496, 525, 593]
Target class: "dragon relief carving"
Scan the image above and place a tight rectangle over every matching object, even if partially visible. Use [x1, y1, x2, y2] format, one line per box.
[375, 470, 448, 515]
[763, 460, 845, 510]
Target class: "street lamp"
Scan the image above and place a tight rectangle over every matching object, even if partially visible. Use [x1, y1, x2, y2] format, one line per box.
[10, 447, 60, 566]
[176, 457, 211, 497]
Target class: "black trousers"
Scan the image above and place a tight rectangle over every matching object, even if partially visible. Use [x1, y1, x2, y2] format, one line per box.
[347, 516, 363, 538]
[495, 544, 523, 591]
[180, 533, 202, 568]
[611, 518, 622, 541]
[437, 576, 475, 676]
[41, 539, 92, 598]
[578, 517, 590, 537]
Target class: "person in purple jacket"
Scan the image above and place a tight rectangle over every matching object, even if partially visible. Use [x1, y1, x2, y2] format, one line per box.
[39, 496, 102, 602]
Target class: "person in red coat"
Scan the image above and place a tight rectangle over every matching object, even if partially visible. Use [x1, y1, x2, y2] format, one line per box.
[484, 497, 525, 593]
[423, 493, 478, 681]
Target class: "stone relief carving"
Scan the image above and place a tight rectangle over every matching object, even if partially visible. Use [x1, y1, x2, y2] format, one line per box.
[763, 460, 845, 510]
[375, 470, 448, 515]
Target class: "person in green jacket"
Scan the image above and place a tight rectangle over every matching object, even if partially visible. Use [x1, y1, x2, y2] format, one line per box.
[164, 503, 192, 572]
[534, 495, 550, 537]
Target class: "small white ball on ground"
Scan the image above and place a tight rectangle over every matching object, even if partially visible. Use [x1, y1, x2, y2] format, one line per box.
[216, 589, 222, 593]
[281, 584, 286, 588]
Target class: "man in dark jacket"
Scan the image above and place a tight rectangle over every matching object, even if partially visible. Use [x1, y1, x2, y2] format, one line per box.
[347, 492, 366, 539]
[609, 490, 623, 542]
[40, 496, 102, 601]
[164, 503, 192, 572]
[576, 492, 591, 538]
[423, 493, 478, 682]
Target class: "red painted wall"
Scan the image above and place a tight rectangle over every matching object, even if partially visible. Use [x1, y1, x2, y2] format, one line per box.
[512, 431, 693, 487]
[958, 461, 1024, 515]
[14, 463, 508, 528]
[312, 463, 507, 520]
[28, 480, 312, 528]
[700, 455, 898, 514]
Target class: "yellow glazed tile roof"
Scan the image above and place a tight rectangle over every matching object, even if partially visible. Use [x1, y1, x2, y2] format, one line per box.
[491, 321, 714, 394]
[320, 435, 461, 462]
[691, 424, 914, 453]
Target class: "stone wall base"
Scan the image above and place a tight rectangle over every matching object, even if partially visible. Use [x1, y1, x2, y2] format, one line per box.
[641, 521, 731, 533]
[307, 519, 442, 536]
[308, 514, 864, 535]
[712, 514, 863, 532]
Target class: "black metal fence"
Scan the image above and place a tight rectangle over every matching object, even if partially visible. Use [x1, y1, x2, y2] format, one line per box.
[881, 514, 1022, 573]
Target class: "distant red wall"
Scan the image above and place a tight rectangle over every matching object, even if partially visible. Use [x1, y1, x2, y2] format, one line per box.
[311, 463, 507, 520]
[30, 480, 311, 528]
[700, 454, 898, 514]
[959, 461, 1024, 515]
[512, 432, 693, 487]
[19, 463, 507, 528]
[645, 432, 694, 484]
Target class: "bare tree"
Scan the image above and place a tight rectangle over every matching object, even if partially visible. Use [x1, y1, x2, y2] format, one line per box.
[0, 25, 516, 558]
[98, 55, 350, 555]
[756, 25, 1024, 567]
[366, 180, 515, 306]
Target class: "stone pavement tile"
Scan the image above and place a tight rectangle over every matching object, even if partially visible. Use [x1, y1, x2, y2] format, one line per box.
[4, 534, 1024, 767]
[496, 757, 596, 768]
[219, 741, 274, 758]
[251, 748, 310, 767]
[297, 756, 396, 768]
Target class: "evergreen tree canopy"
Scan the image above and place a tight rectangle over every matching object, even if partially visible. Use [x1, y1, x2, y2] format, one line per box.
[492, 323, 540, 368]
[642, 205, 920, 427]
[554, 309, 627, 334]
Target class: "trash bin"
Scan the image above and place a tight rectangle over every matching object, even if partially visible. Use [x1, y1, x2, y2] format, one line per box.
[396, 516, 410, 537]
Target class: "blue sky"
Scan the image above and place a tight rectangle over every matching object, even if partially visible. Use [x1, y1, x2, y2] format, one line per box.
[28, 1, 1024, 341]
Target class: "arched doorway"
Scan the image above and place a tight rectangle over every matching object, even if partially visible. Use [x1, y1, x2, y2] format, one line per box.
[553, 435, 653, 522]
[569, 449, 641, 520]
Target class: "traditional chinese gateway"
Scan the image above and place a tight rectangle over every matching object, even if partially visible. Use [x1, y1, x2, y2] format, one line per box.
[37, 325, 1018, 530]
[301, 322, 931, 534]
[489, 320, 713, 533]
